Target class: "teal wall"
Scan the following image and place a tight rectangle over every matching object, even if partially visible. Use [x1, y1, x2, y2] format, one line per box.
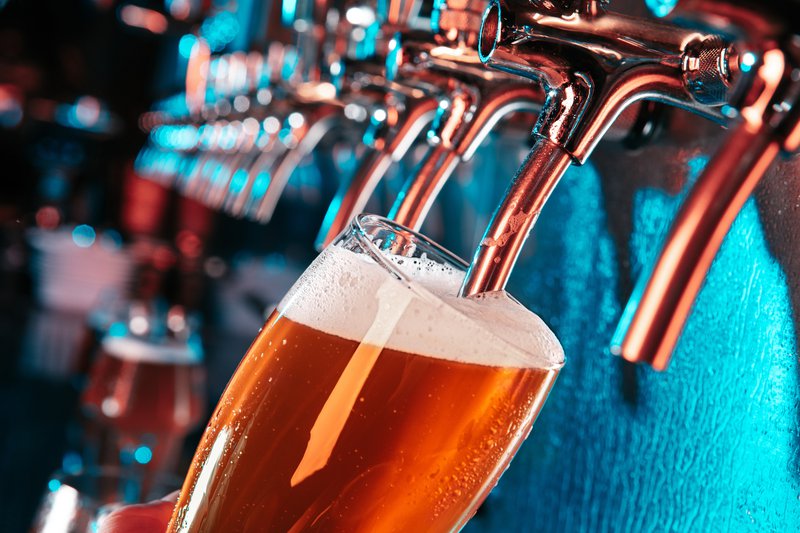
[465, 156, 800, 531]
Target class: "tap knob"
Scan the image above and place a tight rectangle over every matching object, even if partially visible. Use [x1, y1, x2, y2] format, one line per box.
[682, 36, 735, 106]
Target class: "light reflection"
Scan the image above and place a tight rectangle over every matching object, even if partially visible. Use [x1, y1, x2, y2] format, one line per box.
[134, 446, 153, 465]
[645, 0, 677, 18]
[230, 169, 249, 193]
[263, 116, 280, 134]
[40, 483, 79, 533]
[200, 11, 240, 52]
[72, 225, 96, 248]
[119, 5, 168, 34]
[179, 34, 197, 60]
[740, 52, 757, 73]
[109, 322, 127, 337]
[345, 6, 376, 26]
[251, 171, 271, 198]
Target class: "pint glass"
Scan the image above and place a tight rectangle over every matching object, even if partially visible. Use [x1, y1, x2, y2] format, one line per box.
[169, 215, 564, 532]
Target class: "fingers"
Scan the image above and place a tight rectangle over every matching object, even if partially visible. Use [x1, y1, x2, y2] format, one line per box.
[98, 492, 178, 533]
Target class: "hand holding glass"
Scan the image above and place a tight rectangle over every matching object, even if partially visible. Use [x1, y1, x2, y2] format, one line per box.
[169, 215, 564, 532]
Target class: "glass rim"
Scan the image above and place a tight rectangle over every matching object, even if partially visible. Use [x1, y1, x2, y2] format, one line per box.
[350, 214, 469, 284]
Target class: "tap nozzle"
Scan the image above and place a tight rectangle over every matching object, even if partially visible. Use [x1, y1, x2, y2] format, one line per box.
[461, 0, 731, 296]
[612, 26, 800, 369]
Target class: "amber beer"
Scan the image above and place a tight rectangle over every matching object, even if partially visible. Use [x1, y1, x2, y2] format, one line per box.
[169, 216, 563, 532]
[82, 335, 206, 479]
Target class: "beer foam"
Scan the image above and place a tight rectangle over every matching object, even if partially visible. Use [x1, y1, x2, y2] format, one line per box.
[278, 245, 564, 369]
[102, 336, 202, 365]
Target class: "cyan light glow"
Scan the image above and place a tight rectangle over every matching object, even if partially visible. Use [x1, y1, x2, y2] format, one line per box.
[740, 52, 757, 73]
[645, 0, 677, 17]
[61, 452, 83, 475]
[134, 445, 153, 465]
[72, 225, 96, 248]
[179, 34, 197, 59]
[230, 169, 249, 193]
[108, 322, 127, 337]
[465, 151, 798, 532]
[251, 171, 271, 198]
[200, 11, 239, 52]
[281, 0, 297, 26]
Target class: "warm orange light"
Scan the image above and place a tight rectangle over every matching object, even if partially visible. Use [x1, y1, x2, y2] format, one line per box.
[119, 5, 168, 34]
[186, 38, 211, 114]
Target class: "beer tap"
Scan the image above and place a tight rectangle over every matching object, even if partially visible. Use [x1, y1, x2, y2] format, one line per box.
[383, 0, 544, 230]
[138, 0, 351, 221]
[314, 46, 444, 248]
[243, 0, 351, 223]
[216, 43, 315, 219]
[316, 0, 545, 246]
[460, 0, 732, 296]
[313, 0, 467, 249]
[611, 0, 800, 370]
[136, 41, 289, 200]
[247, 0, 422, 223]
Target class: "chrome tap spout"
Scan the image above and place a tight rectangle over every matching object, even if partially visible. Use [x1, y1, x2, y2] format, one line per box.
[461, 0, 732, 296]
[612, 0, 800, 369]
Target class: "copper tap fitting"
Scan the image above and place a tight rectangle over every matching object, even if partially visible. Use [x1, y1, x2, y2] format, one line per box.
[612, 0, 800, 370]
[314, 69, 445, 249]
[385, 25, 544, 230]
[461, 0, 732, 296]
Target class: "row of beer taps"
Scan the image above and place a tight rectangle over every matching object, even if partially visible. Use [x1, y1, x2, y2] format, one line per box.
[136, 0, 800, 370]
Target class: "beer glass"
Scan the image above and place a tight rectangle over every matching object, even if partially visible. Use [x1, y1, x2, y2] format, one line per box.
[81, 318, 206, 488]
[169, 214, 564, 532]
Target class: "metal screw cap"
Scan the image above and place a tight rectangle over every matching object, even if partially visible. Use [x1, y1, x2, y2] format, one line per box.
[683, 36, 734, 106]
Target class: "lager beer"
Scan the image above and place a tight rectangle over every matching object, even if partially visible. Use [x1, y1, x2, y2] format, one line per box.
[82, 335, 206, 479]
[169, 216, 563, 532]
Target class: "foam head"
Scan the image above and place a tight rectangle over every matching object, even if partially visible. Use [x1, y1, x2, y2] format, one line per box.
[102, 335, 202, 365]
[279, 244, 564, 370]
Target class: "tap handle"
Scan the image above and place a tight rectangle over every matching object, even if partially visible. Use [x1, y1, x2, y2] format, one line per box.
[478, 0, 731, 161]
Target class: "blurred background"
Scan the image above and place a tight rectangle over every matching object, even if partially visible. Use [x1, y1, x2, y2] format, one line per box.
[0, 1, 321, 530]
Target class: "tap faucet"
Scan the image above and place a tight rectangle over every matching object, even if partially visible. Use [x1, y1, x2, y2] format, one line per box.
[611, 0, 800, 370]
[384, 0, 544, 230]
[249, 97, 347, 222]
[314, 61, 444, 248]
[311, 0, 449, 249]
[247, 0, 434, 224]
[316, 0, 544, 246]
[461, 0, 731, 296]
